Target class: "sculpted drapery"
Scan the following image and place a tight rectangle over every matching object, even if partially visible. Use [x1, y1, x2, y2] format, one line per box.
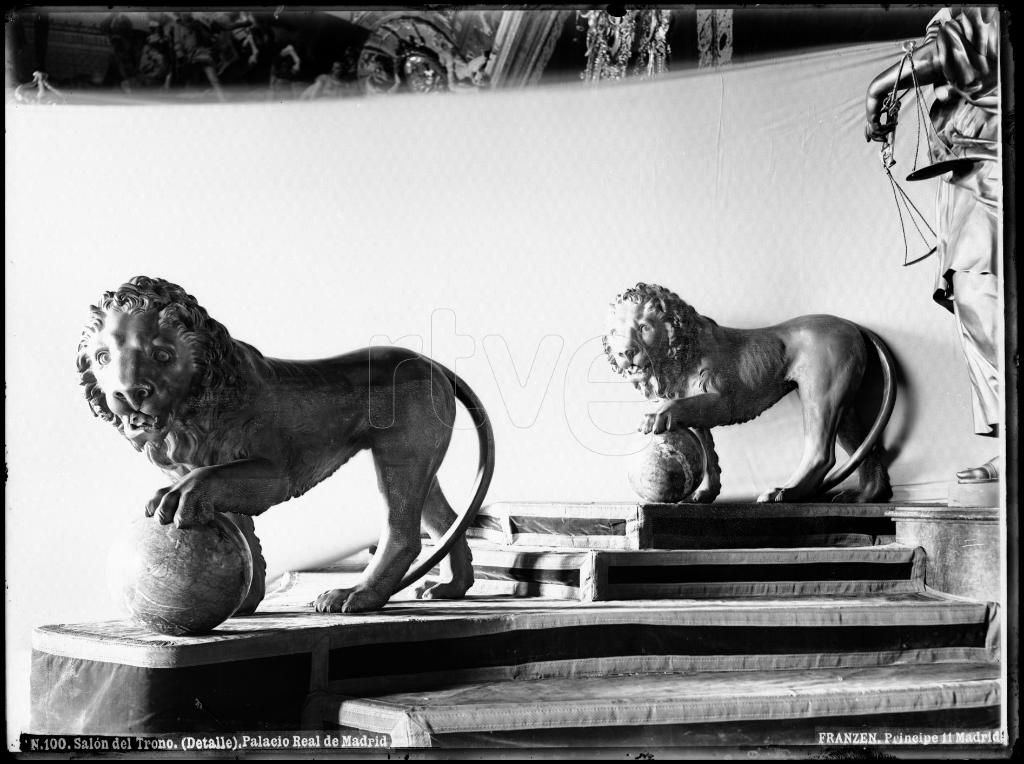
[865, 7, 1001, 462]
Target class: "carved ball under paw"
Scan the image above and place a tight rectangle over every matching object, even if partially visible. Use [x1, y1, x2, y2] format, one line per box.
[627, 428, 707, 503]
[108, 515, 253, 636]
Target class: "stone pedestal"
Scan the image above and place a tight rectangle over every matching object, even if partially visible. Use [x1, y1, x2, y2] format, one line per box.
[949, 479, 1000, 508]
[888, 506, 1001, 602]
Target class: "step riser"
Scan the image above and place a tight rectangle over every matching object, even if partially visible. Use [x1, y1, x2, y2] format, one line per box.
[324, 664, 1002, 747]
[329, 706, 1002, 748]
[31, 593, 999, 735]
[470, 579, 926, 600]
[325, 646, 998, 697]
[325, 619, 996, 691]
[446, 545, 928, 600]
[469, 527, 898, 551]
[473, 502, 904, 550]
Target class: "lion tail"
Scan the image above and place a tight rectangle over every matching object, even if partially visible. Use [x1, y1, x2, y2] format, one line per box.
[397, 365, 496, 591]
[819, 328, 897, 493]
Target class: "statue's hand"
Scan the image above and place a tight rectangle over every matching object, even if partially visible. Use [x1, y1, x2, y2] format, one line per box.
[865, 119, 895, 143]
[639, 400, 683, 435]
[145, 467, 217, 528]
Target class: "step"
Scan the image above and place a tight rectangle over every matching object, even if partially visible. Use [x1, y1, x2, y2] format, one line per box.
[322, 663, 1001, 747]
[31, 593, 997, 735]
[471, 501, 907, 549]
[456, 544, 928, 600]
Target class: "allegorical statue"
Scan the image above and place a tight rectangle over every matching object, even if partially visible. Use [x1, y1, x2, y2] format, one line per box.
[78, 276, 494, 613]
[604, 283, 896, 503]
[864, 7, 1001, 485]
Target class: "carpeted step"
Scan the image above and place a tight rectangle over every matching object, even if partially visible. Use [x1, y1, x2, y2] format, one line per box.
[321, 662, 1001, 747]
[471, 501, 907, 549]
[30, 594, 998, 734]
[458, 543, 927, 600]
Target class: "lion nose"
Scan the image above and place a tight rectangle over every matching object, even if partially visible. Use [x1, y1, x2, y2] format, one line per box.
[618, 346, 642, 364]
[115, 385, 152, 411]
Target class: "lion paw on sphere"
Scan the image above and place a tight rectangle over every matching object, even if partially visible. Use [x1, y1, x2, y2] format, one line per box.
[605, 283, 895, 504]
[80, 276, 494, 614]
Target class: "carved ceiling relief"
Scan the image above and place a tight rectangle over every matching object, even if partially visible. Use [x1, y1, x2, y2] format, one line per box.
[580, 9, 673, 84]
[11, 8, 950, 102]
[356, 12, 500, 96]
[10, 9, 671, 100]
[9, 9, 506, 100]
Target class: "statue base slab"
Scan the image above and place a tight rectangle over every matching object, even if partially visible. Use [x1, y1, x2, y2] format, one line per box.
[888, 505, 1000, 603]
[30, 504, 1002, 741]
[949, 479, 1000, 508]
[31, 592, 998, 736]
[323, 663, 1000, 747]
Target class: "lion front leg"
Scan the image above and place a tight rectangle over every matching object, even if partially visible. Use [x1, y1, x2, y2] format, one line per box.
[639, 394, 732, 434]
[316, 443, 438, 614]
[145, 459, 289, 527]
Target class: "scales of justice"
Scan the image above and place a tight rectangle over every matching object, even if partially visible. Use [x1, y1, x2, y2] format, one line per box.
[875, 40, 995, 267]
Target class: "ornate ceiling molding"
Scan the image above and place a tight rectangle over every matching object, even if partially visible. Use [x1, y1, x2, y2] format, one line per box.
[488, 11, 571, 89]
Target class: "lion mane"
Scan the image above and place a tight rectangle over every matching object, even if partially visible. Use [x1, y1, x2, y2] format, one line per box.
[603, 282, 705, 398]
[77, 276, 263, 471]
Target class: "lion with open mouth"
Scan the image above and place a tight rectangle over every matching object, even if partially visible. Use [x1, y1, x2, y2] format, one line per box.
[604, 283, 894, 503]
[78, 276, 494, 614]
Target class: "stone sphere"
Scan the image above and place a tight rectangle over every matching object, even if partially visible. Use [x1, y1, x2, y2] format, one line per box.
[108, 514, 253, 636]
[627, 428, 707, 503]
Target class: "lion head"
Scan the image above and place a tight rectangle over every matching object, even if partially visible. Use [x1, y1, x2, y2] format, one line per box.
[603, 283, 703, 399]
[77, 276, 259, 467]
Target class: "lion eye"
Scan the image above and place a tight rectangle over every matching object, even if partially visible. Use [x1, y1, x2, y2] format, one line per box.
[152, 348, 173, 364]
[95, 350, 111, 366]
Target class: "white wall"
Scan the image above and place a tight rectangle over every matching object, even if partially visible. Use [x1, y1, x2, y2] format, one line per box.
[5, 41, 1002, 742]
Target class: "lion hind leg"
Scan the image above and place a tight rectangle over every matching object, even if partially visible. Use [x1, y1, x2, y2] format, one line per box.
[758, 395, 841, 503]
[417, 477, 474, 600]
[833, 407, 892, 503]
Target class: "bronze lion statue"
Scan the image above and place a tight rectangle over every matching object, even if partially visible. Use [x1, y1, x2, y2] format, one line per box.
[78, 276, 494, 613]
[604, 283, 895, 503]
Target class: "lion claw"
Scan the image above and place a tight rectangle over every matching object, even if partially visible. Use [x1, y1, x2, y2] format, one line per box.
[313, 587, 354, 613]
[413, 580, 437, 599]
[756, 488, 788, 503]
[313, 586, 387, 614]
[173, 500, 215, 529]
[341, 588, 388, 613]
[418, 581, 471, 600]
